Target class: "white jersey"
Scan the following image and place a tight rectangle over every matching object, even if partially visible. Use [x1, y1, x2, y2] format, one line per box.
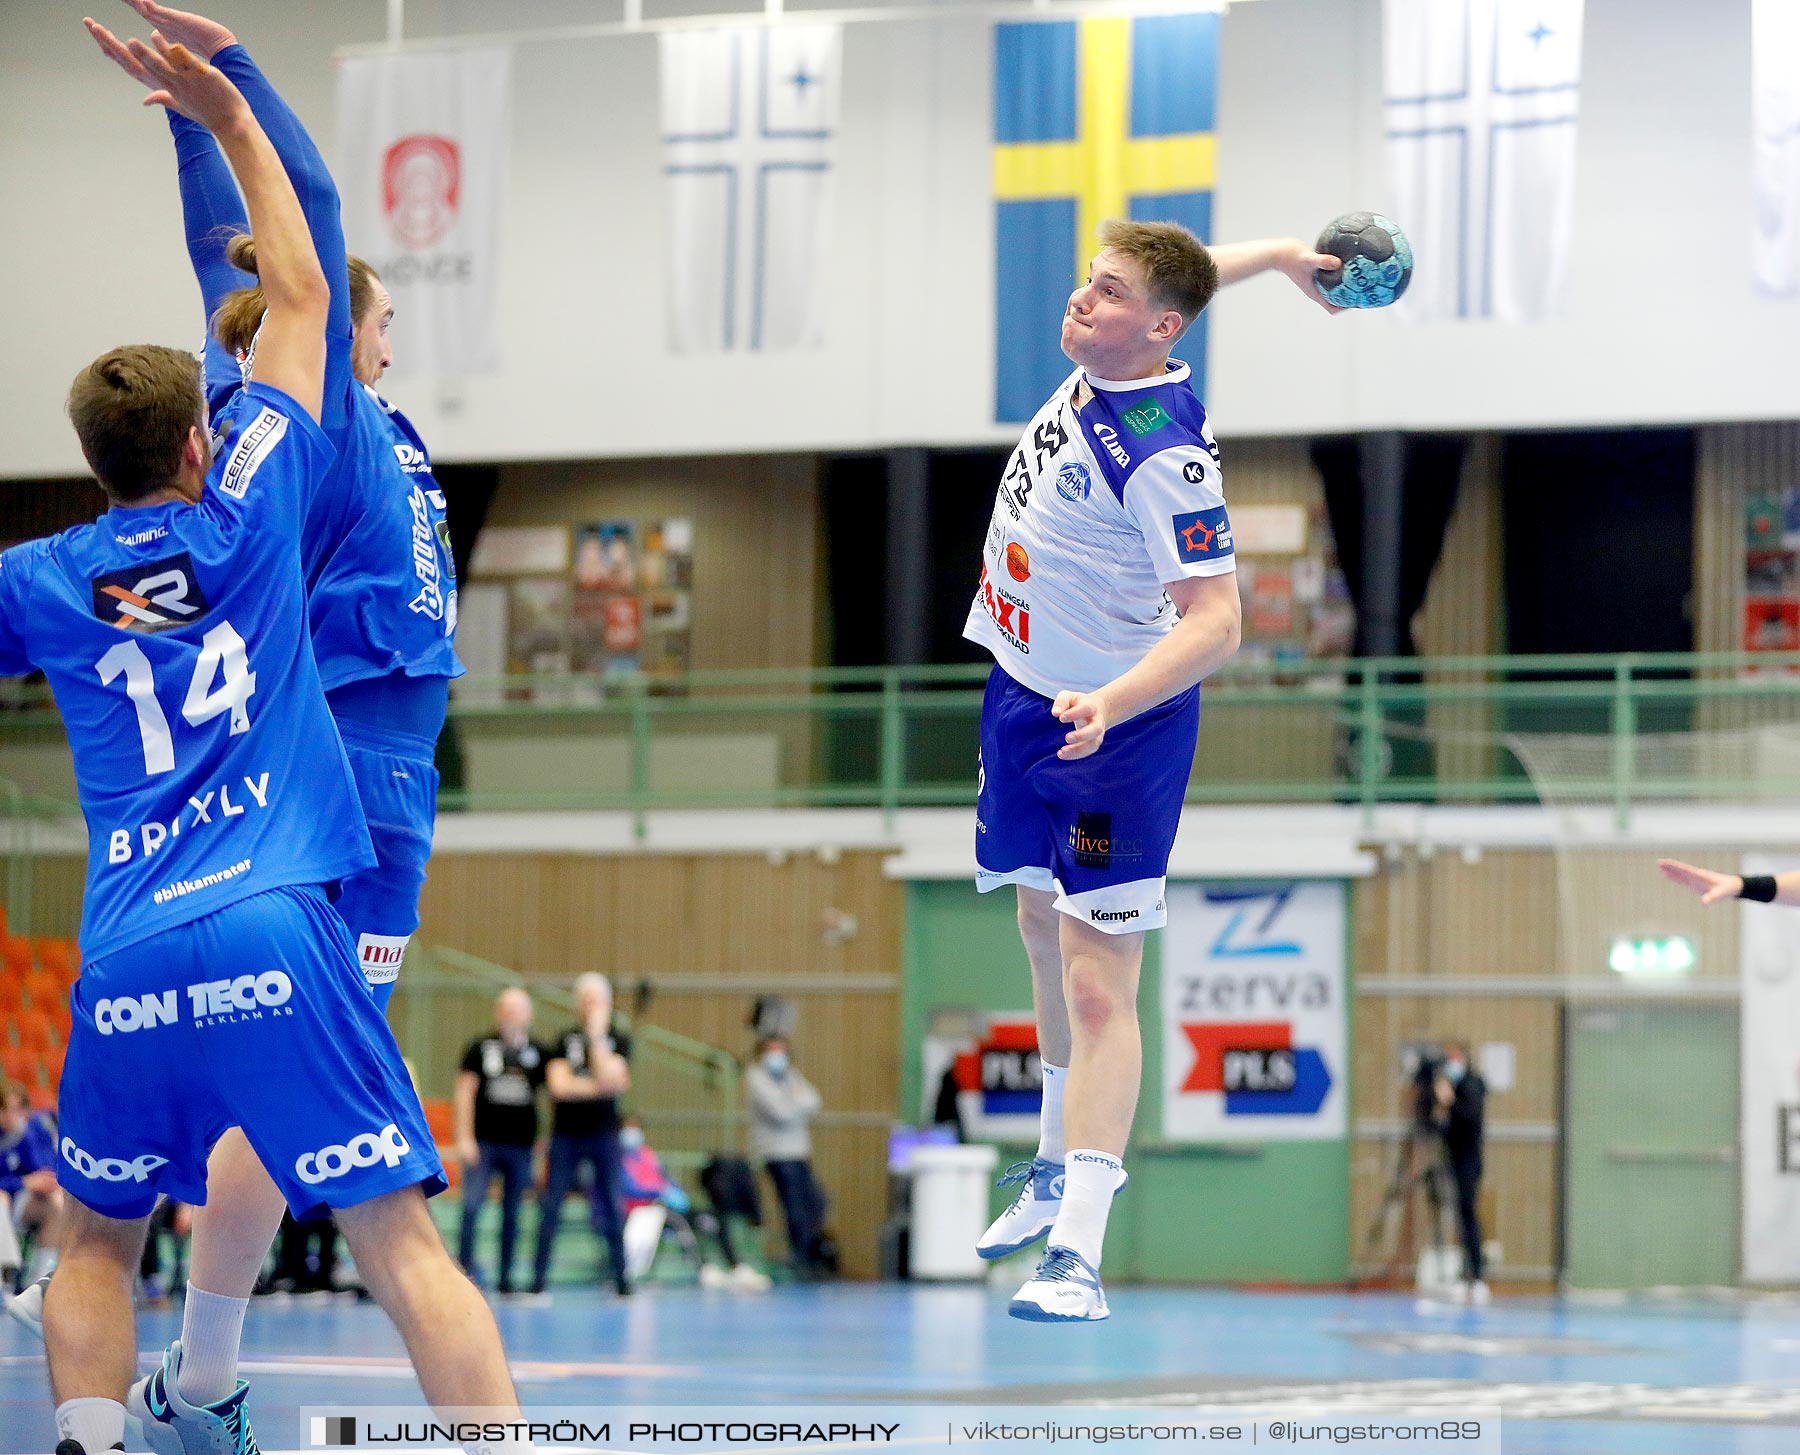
[963, 361, 1235, 699]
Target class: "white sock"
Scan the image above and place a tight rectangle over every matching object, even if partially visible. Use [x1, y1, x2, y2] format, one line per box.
[25, 1245, 57, 1283]
[177, 1286, 250, 1407]
[1048, 1149, 1124, 1268]
[56, 1396, 125, 1452]
[1036, 1061, 1068, 1164]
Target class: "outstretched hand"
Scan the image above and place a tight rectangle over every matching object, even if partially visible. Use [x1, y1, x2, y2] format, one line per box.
[1051, 690, 1109, 761]
[1657, 858, 1741, 906]
[1283, 242, 1348, 315]
[118, 0, 238, 60]
[84, 19, 248, 131]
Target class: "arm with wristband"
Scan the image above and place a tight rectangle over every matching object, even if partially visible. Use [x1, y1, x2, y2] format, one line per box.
[1658, 859, 1800, 907]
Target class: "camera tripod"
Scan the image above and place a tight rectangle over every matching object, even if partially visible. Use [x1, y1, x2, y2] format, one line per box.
[1359, 1120, 1455, 1287]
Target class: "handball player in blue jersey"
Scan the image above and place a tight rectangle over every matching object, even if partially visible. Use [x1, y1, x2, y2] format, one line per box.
[13, 0, 472, 1439]
[12, 20, 518, 1455]
[965, 222, 1342, 1322]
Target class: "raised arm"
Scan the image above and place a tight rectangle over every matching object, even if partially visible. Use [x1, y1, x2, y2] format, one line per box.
[126, 2, 354, 426]
[167, 112, 252, 408]
[1210, 237, 1346, 315]
[88, 22, 328, 419]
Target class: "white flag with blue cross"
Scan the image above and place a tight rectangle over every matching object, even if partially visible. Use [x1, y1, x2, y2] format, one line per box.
[660, 25, 842, 354]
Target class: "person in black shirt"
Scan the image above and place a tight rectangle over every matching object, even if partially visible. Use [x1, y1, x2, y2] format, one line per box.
[531, 973, 632, 1296]
[454, 987, 547, 1294]
[1432, 1039, 1489, 1305]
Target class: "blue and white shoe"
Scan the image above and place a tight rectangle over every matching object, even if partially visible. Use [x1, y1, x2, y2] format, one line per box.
[977, 1159, 1065, 1260]
[127, 1340, 262, 1455]
[4, 1270, 49, 1338]
[976, 1158, 1127, 1260]
[1007, 1245, 1110, 1323]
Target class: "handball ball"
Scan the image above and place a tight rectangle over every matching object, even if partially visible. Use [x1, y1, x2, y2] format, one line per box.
[1314, 212, 1412, 308]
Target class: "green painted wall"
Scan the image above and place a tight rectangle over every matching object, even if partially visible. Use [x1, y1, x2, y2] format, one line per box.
[902, 880, 1349, 1285]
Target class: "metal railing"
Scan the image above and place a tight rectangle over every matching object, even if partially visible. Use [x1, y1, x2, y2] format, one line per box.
[0, 651, 1797, 835]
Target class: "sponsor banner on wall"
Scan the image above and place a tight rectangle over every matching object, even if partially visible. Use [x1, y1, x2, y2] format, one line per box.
[337, 47, 511, 376]
[1162, 881, 1348, 1142]
[1741, 854, 1800, 1283]
[921, 1013, 1042, 1143]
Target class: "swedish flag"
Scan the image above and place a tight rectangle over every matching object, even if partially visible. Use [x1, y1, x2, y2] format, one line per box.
[993, 13, 1219, 422]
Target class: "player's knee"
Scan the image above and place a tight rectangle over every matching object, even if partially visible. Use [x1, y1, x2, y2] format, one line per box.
[1064, 956, 1133, 1034]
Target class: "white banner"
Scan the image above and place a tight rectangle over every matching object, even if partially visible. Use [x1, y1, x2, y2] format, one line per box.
[1162, 881, 1348, 1143]
[1754, 0, 1800, 296]
[1384, 0, 1583, 321]
[1741, 853, 1800, 1283]
[336, 47, 511, 377]
[660, 25, 841, 354]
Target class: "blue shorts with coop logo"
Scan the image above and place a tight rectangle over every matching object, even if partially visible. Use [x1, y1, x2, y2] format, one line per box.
[56, 882, 444, 1221]
[974, 663, 1198, 934]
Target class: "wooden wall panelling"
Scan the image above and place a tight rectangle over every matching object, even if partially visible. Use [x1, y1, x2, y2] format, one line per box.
[410, 848, 903, 1279]
[1416, 435, 1504, 785]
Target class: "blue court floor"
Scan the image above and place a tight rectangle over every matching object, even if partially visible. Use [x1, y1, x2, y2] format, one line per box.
[6, 1281, 1800, 1454]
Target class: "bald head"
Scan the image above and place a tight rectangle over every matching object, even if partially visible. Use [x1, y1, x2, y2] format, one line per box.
[496, 987, 532, 1038]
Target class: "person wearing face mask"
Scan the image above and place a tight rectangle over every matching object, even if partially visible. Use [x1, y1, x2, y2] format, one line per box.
[1432, 1041, 1489, 1305]
[744, 1037, 831, 1277]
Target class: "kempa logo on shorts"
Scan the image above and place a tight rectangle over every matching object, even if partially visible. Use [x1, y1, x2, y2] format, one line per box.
[296, 1124, 411, 1185]
[91, 552, 211, 633]
[218, 406, 289, 500]
[61, 1136, 168, 1183]
[357, 932, 411, 986]
[1090, 907, 1140, 924]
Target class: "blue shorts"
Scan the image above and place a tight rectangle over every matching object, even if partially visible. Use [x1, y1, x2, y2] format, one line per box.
[57, 883, 445, 1221]
[335, 723, 439, 1010]
[975, 664, 1198, 934]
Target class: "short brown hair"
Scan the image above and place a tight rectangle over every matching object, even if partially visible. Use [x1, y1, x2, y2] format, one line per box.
[1097, 218, 1219, 335]
[213, 234, 381, 357]
[67, 345, 205, 502]
[0, 1080, 28, 1112]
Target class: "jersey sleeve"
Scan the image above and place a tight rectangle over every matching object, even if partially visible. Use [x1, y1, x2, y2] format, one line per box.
[210, 45, 356, 437]
[0, 545, 41, 678]
[460, 1038, 484, 1076]
[1123, 442, 1235, 582]
[204, 382, 336, 544]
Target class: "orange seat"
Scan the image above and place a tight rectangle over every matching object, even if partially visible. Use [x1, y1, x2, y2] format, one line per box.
[13, 1012, 54, 1055]
[26, 1081, 55, 1112]
[22, 974, 62, 1013]
[37, 938, 75, 977]
[0, 1043, 36, 1085]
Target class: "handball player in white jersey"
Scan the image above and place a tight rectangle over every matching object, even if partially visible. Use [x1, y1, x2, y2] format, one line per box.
[966, 221, 1340, 1322]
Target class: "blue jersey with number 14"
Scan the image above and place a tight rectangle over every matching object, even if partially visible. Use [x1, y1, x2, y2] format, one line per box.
[0, 384, 375, 961]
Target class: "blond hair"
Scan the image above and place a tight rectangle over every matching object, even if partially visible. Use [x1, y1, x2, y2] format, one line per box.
[66, 345, 205, 502]
[212, 234, 382, 357]
[1096, 218, 1219, 335]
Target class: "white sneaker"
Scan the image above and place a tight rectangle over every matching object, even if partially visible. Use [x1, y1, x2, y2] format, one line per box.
[698, 1263, 730, 1290]
[126, 1340, 261, 1455]
[977, 1158, 1126, 1260]
[727, 1263, 772, 1292]
[1007, 1246, 1109, 1323]
[4, 1270, 48, 1339]
[1468, 1279, 1491, 1306]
